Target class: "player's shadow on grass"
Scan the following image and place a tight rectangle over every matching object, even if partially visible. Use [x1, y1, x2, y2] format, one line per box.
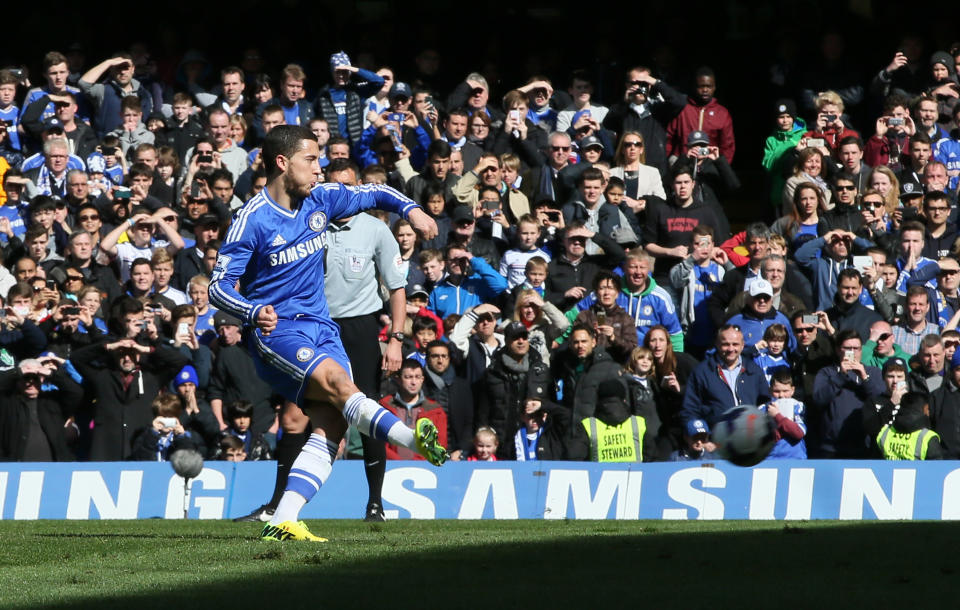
[26, 521, 960, 609]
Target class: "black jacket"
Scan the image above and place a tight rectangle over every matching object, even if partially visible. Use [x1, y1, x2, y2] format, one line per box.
[826, 299, 883, 343]
[71, 341, 189, 461]
[544, 233, 626, 310]
[476, 347, 551, 460]
[208, 342, 277, 435]
[550, 346, 621, 425]
[602, 80, 686, 174]
[0, 367, 82, 461]
[422, 367, 475, 454]
[930, 380, 960, 459]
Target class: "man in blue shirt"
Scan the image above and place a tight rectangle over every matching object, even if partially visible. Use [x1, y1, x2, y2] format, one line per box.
[209, 125, 446, 542]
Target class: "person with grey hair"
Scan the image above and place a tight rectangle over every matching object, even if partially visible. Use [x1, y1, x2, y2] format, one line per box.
[522, 131, 573, 205]
[446, 72, 505, 127]
[708, 222, 771, 327]
[724, 253, 806, 320]
[24, 137, 71, 198]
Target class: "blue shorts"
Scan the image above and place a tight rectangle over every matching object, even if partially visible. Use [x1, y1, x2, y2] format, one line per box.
[246, 317, 352, 405]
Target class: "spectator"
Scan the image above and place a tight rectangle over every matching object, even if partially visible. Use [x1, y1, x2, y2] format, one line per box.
[825, 268, 883, 342]
[476, 321, 550, 459]
[680, 325, 770, 428]
[875, 391, 944, 460]
[572, 270, 636, 364]
[759, 367, 808, 459]
[810, 329, 885, 458]
[666, 67, 735, 164]
[862, 320, 912, 369]
[99, 208, 185, 283]
[894, 287, 941, 355]
[865, 93, 915, 171]
[421, 340, 474, 458]
[379, 360, 448, 460]
[514, 396, 573, 461]
[521, 131, 572, 205]
[863, 356, 910, 448]
[316, 53, 385, 147]
[0, 356, 81, 461]
[669, 418, 717, 461]
[448, 303, 503, 386]
[427, 243, 506, 319]
[207, 310, 275, 434]
[130, 392, 200, 461]
[603, 66, 685, 173]
[569, 377, 655, 462]
[550, 324, 621, 424]
[722, 254, 805, 324]
[762, 98, 807, 211]
[464, 427, 499, 461]
[71, 333, 188, 461]
[78, 54, 153, 138]
[724, 279, 797, 352]
[511, 289, 568, 366]
[781, 148, 832, 217]
[795, 229, 875, 311]
[801, 90, 859, 157]
[544, 222, 625, 311]
[929, 351, 960, 458]
[908, 334, 946, 394]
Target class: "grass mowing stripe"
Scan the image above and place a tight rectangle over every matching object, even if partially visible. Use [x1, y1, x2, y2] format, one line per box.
[0, 520, 957, 608]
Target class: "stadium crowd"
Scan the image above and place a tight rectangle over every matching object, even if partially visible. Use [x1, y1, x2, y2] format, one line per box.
[0, 34, 957, 466]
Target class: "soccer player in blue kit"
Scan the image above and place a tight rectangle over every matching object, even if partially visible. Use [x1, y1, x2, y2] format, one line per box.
[209, 125, 447, 541]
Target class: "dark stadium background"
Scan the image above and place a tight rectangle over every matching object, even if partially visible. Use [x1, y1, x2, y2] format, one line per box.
[4, 0, 960, 223]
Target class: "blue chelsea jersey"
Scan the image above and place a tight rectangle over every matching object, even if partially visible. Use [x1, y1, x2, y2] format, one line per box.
[210, 182, 418, 324]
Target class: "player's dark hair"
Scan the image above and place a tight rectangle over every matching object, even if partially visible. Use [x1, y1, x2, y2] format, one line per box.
[262, 125, 317, 179]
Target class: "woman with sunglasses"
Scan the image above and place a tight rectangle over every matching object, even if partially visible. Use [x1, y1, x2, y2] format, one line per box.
[609, 131, 666, 212]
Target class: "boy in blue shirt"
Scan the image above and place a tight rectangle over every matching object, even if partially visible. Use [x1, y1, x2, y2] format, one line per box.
[760, 367, 807, 459]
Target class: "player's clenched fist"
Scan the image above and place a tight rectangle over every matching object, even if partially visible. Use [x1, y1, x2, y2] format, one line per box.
[257, 304, 278, 336]
[408, 208, 438, 240]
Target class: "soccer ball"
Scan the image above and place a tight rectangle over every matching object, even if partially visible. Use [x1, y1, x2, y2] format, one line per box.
[712, 406, 777, 467]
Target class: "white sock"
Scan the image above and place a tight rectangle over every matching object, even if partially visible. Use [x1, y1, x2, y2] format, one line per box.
[343, 392, 417, 450]
[269, 433, 337, 524]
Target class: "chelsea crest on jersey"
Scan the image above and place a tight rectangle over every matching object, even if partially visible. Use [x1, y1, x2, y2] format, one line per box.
[269, 211, 329, 267]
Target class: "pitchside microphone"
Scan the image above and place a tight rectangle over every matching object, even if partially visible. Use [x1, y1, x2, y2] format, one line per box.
[170, 449, 204, 519]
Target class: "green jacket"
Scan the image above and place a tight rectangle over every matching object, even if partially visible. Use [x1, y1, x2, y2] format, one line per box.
[762, 118, 806, 209]
[861, 340, 911, 369]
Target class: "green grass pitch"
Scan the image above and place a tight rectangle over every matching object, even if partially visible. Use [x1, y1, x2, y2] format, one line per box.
[0, 520, 957, 609]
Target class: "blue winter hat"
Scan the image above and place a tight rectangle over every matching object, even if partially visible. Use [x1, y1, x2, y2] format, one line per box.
[330, 51, 351, 70]
[175, 365, 199, 387]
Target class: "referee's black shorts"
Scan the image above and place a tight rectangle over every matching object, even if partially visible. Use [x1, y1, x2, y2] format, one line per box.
[333, 313, 382, 397]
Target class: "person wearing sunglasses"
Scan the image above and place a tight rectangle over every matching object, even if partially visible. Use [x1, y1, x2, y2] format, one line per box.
[521, 131, 572, 205]
[795, 227, 876, 311]
[823, 173, 865, 234]
[862, 320, 911, 370]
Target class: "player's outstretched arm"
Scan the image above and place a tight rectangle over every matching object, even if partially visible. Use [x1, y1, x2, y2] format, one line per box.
[407, 207, 437, 240]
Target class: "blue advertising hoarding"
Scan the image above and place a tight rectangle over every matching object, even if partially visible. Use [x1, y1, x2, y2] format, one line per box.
[2, 460, 960, 520]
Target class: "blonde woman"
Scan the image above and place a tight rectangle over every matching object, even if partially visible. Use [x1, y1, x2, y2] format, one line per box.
[609, 131, 666, 213]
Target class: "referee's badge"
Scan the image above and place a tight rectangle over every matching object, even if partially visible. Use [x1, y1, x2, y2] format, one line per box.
[296, 347, 314, 362]
[309, 211, 327, 232]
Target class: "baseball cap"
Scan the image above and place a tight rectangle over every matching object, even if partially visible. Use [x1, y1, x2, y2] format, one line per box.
[502, 321, 529, 343]
[389, 82, 412, 100]
[686, 419, 710, 436]
[42, 117, 64, 133]
[883, 357, 908, 374]
[580, 135, 604, 151]
[406, 284, 429, 299]
[899, 180, 922, 199]
[687, 130, 710, 146]
[213, 311, 241, 329]
[749, 278, 773, 298]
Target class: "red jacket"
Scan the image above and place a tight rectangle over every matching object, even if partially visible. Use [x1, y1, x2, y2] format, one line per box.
[379, 393, 448, 460]
[864, 134, 910, 169]
[665, 97, 735, 163]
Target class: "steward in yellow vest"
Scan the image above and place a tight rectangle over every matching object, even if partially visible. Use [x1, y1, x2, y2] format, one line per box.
[570, 378, 654, 462]
[876, 391, 944, 460]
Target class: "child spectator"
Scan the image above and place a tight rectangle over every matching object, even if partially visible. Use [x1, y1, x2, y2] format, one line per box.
[760, 367, 807, 459]
[669, 224, 733, 357]
[223, 399, 273, 460]
[762, 99, 806, 213]
[407, 315, 439, 366]
[218, 434, 247, 462]
[513, 397, 573, 461]
[99, 135, 126, 184]
[131, 393, 199, 461]
[187, 274, 217, 343]
[503, 256, 550, 319]
[752, 323, 791, 384]
[499, 214, 551, 290]
[669, 419, 718, 461]
[466, 426, 499, 461]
